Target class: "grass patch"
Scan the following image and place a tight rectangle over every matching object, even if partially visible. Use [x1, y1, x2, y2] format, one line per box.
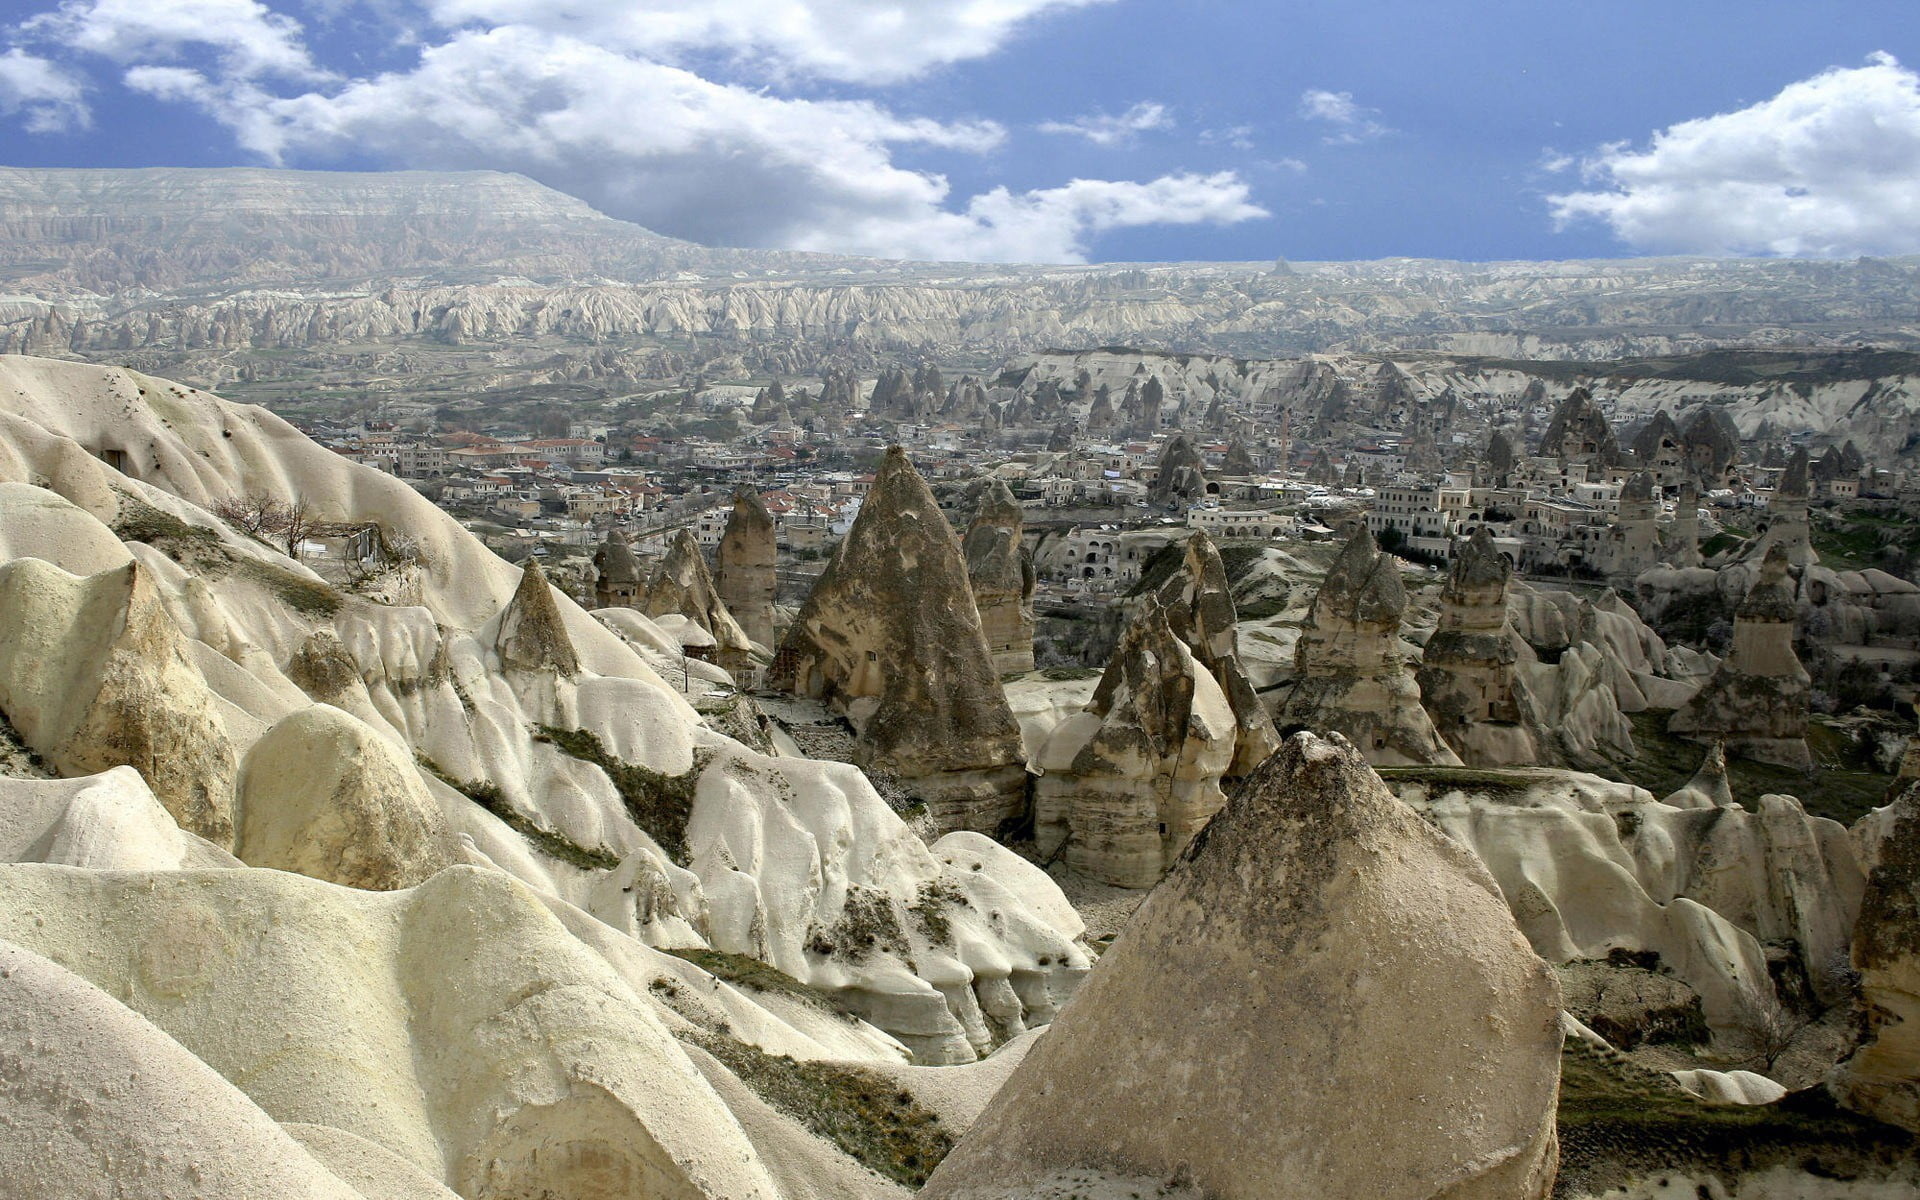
[684, 1029, 952, 1187]
[1555, 1040, 1912, 1198]
[910, 878, 964, 945]
[1037, 665, 1102, 681]
[662, 948, 850, 1017]
[1609, 711, 1891, 825]
[1376, 765, 1541, 800]
[415, 754, 621, 871]
[533, 725, 709, 864]
[234, 558, 344, 616]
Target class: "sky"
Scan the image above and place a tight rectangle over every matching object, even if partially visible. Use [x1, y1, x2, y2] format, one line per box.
[0, 0, 1915, 265]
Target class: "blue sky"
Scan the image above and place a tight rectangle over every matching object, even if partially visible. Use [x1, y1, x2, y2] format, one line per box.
[1, 0, 1916, 263]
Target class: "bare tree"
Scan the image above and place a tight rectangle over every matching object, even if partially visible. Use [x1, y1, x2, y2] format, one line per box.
[281, 499, 315, 561]
[213, 492, 289, 538]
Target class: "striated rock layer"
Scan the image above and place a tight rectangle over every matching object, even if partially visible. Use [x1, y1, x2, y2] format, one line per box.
[923, 732, 1563, 1200]
[770, 447, 1028, 832]
[1275, 528, 1460, 765]
[1832, 783, 1920, 1132]
[962, 480, 1036, 675]
[715, 489, 778, 654]
[1418, 528, 1540, 766]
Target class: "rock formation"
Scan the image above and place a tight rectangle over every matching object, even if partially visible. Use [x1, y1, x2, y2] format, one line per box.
[1540, 386, 1622, 468]
[923, 733, 1564, 1200]
[1417, 528, 1539, 765]
[493, 557, 581, 677]
[1275, 528, 1461, 765]
[1758, 446, 1815, 567]
[592, 529, 644, 609]
[1221, 438, 1255, 475]
[1033, 599, 1239, 887]
[714, 488, 777, 652]
[1681, 407, 1739, 486]
[1669, 546, 1811, 769]
[1149, 434, 1208, 505]
[1609, 471, 1660, 581]
[0, 558, 237, 846]
[644, 528, 755, 677]
[1832, 782, 1920, 1131]
[1151, 532, 1281, 775]
[769, 447, 1028, 832]
[234, 704, 456, 890]
[1669, 480, 1702, 568]
[962, 480, 1036, 675]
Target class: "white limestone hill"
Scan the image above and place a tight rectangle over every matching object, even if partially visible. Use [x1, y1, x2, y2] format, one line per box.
[0, 353, 1094, 1195]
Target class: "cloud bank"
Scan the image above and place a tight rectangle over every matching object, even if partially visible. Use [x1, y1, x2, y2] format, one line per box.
[5, 0, 1267, 262]
[1551, 53, 1920, 258]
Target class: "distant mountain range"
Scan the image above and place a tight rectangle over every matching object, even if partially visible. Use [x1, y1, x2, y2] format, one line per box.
[1, 166, 1917, 396]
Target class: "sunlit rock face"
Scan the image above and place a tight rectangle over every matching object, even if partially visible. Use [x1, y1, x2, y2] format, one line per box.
[715, 488, 778, 654]
[1832, 783, 1920, 1133]
[924, 732, 1563, 1200]
[1668, 546, 1811, 769]
[1274, 528, 1461, 766]
[1417, 528, 1541, 767]
[769, 447, 1028, 833]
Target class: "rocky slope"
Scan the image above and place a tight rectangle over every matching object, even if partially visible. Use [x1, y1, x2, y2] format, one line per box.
[2, 169, 1917, 400]
[0, 352, 1102, 1197]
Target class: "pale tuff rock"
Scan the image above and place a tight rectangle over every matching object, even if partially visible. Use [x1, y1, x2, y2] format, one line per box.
[643, 528, 756, 677]
[0, 557, 237, 845]
[1034, 599, 1238, 888]
[962, 480, 1036, 675]
[235, 704, 456, 891]
[1274, 528, 1461, 765]
[0, 358, 1088, 1068]
[769, 447, 1027, 833]
[493, 556, 581, 676]
[0, 938, 371, 1200]
[924, 733, 1563, 1200]
[1401, 770, 1865, 1049]
[0, 766, 240, 871]
[1831, 783, 1920, 1132]
[1669, 546, 1811, 769]
[1662, 741, 1735, 809]
[1417, 528, 1541, 766]
[1150, 531, 1280, 776]
[715, 489, 778, 653]
[592, 529, 645, 610]
[0, 864, 790, 1200]
[1148, 434, 1208, 505]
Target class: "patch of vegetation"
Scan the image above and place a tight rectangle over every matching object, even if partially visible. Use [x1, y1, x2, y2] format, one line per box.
[807, 883, 909, 962]
[415, 754, 621, 871]
[234, 558, 344, 616]
[533, 725, 710, 864]
[662, 947, 849, 1016]
[1376, 765, 1540, 800]
[683, 1029, 952, 1187]
[111, 495, 220, 548]
[1038, 665, 1102, 681]
[1608, 711, 1892, 825]
[1236, 597, 1286, 620]
[910, 878, 965, 945]
[1555, 1040, 1912, 1199]
[1653, 589, 1734, 648]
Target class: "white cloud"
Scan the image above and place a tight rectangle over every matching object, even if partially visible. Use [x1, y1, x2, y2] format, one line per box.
[815, 171, 1269, 262]
[422, 0, 1113, 85]
[0, 47, 88, 131]
[1038, 101, 1173, 147]
[1199, 124, 1256, 151]
[22, 0, 323, 79]
[1550, 53, 1920, 257]
[1298, 88, 1389, 144]
[8, 0, 1265, 261]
